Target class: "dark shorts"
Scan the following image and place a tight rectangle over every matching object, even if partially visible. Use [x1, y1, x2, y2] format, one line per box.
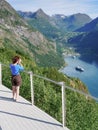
[11, 75, 22, 87]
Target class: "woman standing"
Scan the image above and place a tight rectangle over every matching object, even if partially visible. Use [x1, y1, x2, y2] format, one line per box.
[10, 56, 24, 101]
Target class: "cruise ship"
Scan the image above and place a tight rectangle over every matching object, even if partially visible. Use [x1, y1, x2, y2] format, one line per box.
[75, 66, 84, 72]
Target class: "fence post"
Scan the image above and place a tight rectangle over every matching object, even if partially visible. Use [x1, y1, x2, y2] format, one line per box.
[60, 82, 66, 128]
[0, 63, 2, 85]
[29, 71, 34, 105]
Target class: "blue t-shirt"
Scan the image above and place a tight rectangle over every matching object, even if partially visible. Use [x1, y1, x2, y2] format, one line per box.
[10, 64, 24, 75]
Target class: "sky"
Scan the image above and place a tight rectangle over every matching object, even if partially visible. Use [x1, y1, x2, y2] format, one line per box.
[6, 0, 98, 19]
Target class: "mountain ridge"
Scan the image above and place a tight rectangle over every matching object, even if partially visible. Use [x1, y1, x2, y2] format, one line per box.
[52, 13, 92, 31]
[18, 9, 92, 45]
[76, 17, 98, 32]
[69, 30, 98, 63]
[18, 8, 50, 20]
[18, 9, 92, 32]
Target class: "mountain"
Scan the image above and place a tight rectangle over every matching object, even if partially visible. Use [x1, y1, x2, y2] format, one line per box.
[69, 30, 98, 63]
[0, 0, 64, 67]
[52, 13, 92, 31]
[18, 10, 92, 32]
[18, 10, 64, 42]
[76, 17, 98, 32]
[69, 17, 98, 63]
[18, 10, 92, 46]
[18, 9, 50, 20]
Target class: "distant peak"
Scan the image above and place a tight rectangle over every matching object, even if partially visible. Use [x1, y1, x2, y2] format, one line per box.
[37, 8, 44, 13]
[35, 8, 49, 19]
[70, 13, 92, 19]
[36, 8, 45, 15]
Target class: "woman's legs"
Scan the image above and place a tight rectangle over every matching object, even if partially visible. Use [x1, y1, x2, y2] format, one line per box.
[12, 75, 21, 101]
[12, 86, 16, 99]
[12, 86, 20, 101]
[16, 86, 20, 101]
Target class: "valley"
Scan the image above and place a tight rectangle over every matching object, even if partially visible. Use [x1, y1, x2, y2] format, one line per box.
[18, 9, 98, 65]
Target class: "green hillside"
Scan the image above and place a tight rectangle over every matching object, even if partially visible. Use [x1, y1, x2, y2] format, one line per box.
[0, 0, 64, 68]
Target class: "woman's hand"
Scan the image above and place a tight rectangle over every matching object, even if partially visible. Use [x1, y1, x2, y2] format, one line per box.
[19, 59, 21, 63]
[18, 59, 23, 66]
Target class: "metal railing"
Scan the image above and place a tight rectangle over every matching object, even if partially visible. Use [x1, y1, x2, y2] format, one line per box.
[22, 71, 66, 128]
[0, 63, 2, 85]
[0, 63, 98, 128]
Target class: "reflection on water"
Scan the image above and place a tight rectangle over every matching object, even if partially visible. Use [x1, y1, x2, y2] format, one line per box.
[61, 56, 98, 98]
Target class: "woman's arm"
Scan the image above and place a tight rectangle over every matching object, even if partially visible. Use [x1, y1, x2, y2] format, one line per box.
[18, 59, 24, 71]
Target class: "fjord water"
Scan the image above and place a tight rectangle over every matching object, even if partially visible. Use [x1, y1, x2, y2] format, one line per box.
[61, 56, 98, 98]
